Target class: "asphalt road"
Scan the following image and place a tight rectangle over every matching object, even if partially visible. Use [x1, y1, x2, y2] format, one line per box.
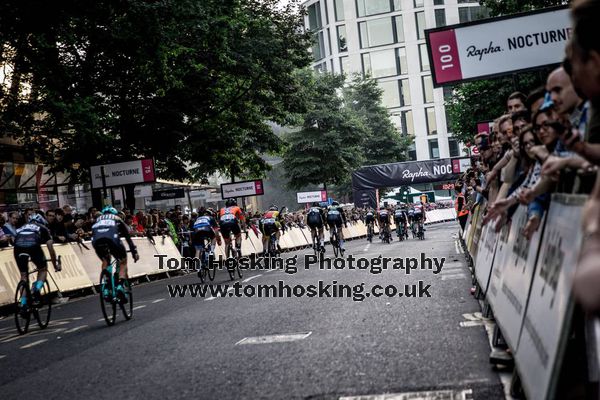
[0, 222, 504, 400]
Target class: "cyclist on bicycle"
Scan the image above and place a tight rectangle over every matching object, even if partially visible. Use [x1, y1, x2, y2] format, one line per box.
[364, 207, 377, 238]
[326, 201, 348, 250]
[260, 205, 285, 254]
[218, 199, 246, 256]
[91, 206, 139, 302]
[306, 202, 326, 251]
[378, 207, 391, 240]
[413, 202, 426, 234]
[14, 213, 60, 306]
[394, 205, 408, 239]
[192, 209, 221, 259]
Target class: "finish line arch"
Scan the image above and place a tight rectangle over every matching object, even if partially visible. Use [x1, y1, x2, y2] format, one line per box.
[351, 157, 471, 208]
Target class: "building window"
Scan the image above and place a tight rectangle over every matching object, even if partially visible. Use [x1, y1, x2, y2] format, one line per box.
[459, 6, 490, 23]
[399, 78, 411, 106]
[356, 0, 392, 17]
[327, 27, 332, 55]
[443, 86, 453, 102]
[426, 107, 437, 135]
[312, 31, 326, 61]
[415, 11, 426, 40]
[337, 25, 348, 52]
[396, 47, 408, 75]
[340, 56, 350, 74]
[435, 9, 446, 27]
[401, 110, 414, 136]
[308, 2, 322, 30]
[414, 0, 424, 8]
[408, 143, 417, 160]
[419, 43, 430, 71]
[362, 48, 397, 78]
[449, 138, 460, 157]
[393, 0, 402, 11]
[314, 62, 327, 73]
[422, 75, 434, 103]
[429, 139, 440, 159]
[379, 80, 401, 108]
[359, 17, 395, 48]
[458, 0, 479, 3]
[334, 0, 345, 21]
[394, 15, 405, 43]
[434, 0, 445, 4]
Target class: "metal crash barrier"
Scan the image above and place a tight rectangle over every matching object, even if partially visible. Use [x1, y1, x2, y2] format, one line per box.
[460, 194, 593, 400]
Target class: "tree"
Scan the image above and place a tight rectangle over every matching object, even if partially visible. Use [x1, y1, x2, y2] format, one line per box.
[0, 0, 312, 182]
[445, 0, 568, 145]
[283, 71, 366, 191]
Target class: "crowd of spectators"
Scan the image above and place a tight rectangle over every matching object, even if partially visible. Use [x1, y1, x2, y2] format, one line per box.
[450, 1, 599, 394]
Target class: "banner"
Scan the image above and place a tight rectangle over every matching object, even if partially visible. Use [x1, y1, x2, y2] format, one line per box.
[352, 157, 471, 190]
[90, 159, 156, 189]
[297, 190, 327, 204]
[474, 218, 499, 293]
[425, 6, 570, 87]
[488, 206, 546, 351]
[515, 194, 585, 400]
[220, 179, 264, 199]
[152, 188, 185, 201]
[353, 189, 377, 209]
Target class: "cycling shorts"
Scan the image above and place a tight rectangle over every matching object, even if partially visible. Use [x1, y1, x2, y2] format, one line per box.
[307, 217, 323, 230]
[326, 217, 343, 228]
[413, 213, 423, 222]
[93, 238, 127, 261]
[379, 215, 389, 224]
[220, 222, 241, 238]
[192, 230, 215, 248]
[262, 222, 279, 236]
[365, 215, 374, 224]
[14, 246, 46, 274]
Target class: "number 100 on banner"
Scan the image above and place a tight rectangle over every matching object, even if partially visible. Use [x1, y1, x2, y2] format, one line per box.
[425, 6, 570, 87]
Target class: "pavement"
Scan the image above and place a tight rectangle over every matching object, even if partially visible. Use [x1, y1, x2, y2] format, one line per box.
[0, 222, 505, 400]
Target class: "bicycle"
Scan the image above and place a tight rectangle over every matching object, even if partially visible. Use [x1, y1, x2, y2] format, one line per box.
[14, 255, 62, 335]
[310, 229, 325, 256]
[381, 224, 391, 244]
[196, 236, 217, 283]
[416, 219, 425, 240]
[224, 231, 243, 281]
[264, 231, 281, 259]
[330, 225, 345, 257]
[99, 247, 134, 327]
[396, 223, 406, 241]
[367, 223, 374, 243]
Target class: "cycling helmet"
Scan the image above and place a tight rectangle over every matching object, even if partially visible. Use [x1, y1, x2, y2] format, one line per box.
[331, 201, 339, 206]
[311, 202, 319, 207]
[225, 199, 236, 207]
[101, 206, 118, 215]
[29, 213, 48, 226]
[269, 204, 278, 211]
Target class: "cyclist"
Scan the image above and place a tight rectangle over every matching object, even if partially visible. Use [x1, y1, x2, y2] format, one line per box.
[260, 205, 285, 254]
[14, 213, 60, 307]
[378, 207, 392, 241]
[407, 207, 416, 236]
[364, 207, 377, 239]
[394, 205, 409, 239]
[326, 201, 348, 250]
[91, 206, 139, 303]
[306, 202, 326, 251]
[218, 199, 246, 256]
[413, 202, 426, 236]
[192, 209, 221, 260]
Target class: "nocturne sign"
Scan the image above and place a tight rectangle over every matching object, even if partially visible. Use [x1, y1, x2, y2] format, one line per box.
[351, 157, 471, 208]
[425, 6, 570, 87]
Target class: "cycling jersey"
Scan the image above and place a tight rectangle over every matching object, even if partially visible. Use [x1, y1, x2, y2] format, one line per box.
[193, 216, 218, 232]
[219, 206, 245, 224]
[14, 223, 51, 248]
[365, 212, 375, 224]
[378, 210, 390, 223]
[91, 214, 136, 261]
[326, 206, 346, 227]
[307, 207, 325, 228]
[394, 211, 407, 223]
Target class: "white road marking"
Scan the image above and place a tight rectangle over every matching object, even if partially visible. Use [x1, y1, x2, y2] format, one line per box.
[242, 274, 262, 283]
[152, 298, 166, 303]
[340, 389, 473, 400]
[20, 339, 48, 349]
[460, 321, 485, 328]
[442, 273, 468, 281]
[132, 305, 146, 311]
[64, 325, 88, 334]
[204, 297, 217, 301]
[236, 331, 312, 345]
[455, 240, 460, 254]
[0, 355, 6, 359]
[1, 328, 66, 343]
[363, 244, 371, 252]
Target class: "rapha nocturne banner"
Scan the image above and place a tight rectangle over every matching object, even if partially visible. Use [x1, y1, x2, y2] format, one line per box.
[425, 6, 570, 87]
[352, 157, 471, 192]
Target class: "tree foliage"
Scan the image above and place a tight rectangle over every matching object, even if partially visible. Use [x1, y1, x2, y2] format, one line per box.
[446, 0, 568, 145]
[0, 0, 311, 181]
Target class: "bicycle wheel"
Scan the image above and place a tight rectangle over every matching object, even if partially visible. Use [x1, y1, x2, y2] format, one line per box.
[99, 270, 117, 326]
[235, 248, 243, 279]
[119, 279, 133, 320]
[197, 250, 207, 283]
[332, 231, 339, 258]
[33, 279, 52, 329]
[14, 281, 31, 335]
[313, 235, 319, 256]
[226, 245, 236, 280]
[208, 252, 217, 281]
